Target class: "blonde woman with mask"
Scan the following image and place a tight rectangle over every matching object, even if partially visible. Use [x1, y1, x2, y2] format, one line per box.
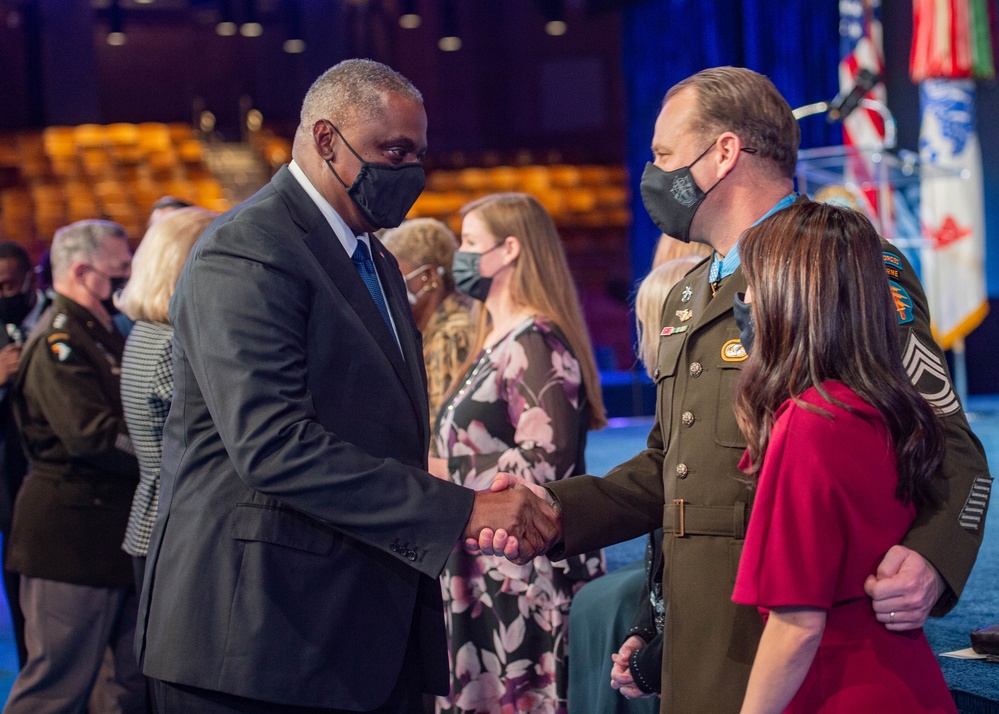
[430, 193, 606, 714]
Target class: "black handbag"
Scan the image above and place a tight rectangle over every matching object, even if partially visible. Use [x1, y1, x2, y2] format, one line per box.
[970, 624, 999, 656]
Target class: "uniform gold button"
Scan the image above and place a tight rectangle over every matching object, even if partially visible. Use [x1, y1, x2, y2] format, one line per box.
[681, 411, 694, 427]
[689, 362, 703, 377]
[653, 368, 661, 380]
[676, 463, 688, 478]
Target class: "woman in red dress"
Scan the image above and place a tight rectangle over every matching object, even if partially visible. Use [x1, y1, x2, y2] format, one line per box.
[731, 201, 956, 714]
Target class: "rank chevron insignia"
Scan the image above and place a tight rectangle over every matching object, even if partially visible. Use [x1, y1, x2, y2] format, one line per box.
[901, 332, 960, 416]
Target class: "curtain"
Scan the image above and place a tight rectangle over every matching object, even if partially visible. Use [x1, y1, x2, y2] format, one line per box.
[622, 0, 841, 283]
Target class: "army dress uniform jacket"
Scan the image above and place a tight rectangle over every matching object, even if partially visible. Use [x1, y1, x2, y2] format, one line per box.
[548, 238, 991, 714]
[7, 294, 139, 588]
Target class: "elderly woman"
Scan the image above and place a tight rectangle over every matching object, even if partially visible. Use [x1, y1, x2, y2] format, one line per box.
[431, 193, 606, 714]
[117, 207, 216, 592]
[382, 218, 474, 429]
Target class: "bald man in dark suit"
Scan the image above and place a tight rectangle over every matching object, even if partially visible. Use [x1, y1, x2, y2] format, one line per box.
[136, 59, 557, 714]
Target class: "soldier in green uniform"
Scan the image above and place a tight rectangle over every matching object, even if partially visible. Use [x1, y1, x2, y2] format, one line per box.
[5, 219, 147, 713]
[481, 67, 991, 714]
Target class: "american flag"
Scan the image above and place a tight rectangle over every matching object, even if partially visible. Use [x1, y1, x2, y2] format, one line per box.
[839, 0, 889, 228]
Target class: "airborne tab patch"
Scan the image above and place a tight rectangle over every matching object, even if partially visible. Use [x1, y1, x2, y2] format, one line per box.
[883, 252, 903, 281]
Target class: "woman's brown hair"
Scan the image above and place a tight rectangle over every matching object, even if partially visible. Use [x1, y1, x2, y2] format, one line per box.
[455, 193, 607, 430]
[734, 201, 943, 508]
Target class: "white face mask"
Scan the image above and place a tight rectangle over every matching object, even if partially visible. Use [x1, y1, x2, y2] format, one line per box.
[404, 264, 446, 305]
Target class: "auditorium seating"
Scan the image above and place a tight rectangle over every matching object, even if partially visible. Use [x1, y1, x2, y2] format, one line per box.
[0, 122, 230, 249]
[247, 131, 634, 367]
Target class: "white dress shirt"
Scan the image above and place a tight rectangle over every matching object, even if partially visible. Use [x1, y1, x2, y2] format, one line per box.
[288, 160, 402, 352]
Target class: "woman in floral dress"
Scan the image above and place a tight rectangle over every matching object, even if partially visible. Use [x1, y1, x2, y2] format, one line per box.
[430, 193, 607, 714]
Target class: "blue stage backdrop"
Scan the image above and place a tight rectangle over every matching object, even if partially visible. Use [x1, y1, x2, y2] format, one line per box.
[621, 0, 842, 284]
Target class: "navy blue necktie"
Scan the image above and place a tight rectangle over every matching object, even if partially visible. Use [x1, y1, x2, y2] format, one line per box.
[351, 240, 394, 335]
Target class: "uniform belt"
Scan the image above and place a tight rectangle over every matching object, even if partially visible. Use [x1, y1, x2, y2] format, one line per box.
[665, 500, 751, 538]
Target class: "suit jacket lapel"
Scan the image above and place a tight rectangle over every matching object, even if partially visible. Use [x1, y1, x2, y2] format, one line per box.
[370, 237, 430, 444]
[272, 168, 423, 422]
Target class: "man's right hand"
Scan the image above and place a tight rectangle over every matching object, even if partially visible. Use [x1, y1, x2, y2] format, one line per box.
[463, 482, 561, 564]
[0, 343, 23, 386]
[465, 473, 562, 560]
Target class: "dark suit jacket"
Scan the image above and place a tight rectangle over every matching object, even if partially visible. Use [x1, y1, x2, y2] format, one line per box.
[136, 166, 475, 710]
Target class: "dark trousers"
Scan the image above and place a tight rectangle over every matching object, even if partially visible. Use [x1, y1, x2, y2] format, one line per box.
[153, 675, 423, 714]
[1, 532, 26, 668]
[151, 614, 425, 713]
[5, 576, 148, 714]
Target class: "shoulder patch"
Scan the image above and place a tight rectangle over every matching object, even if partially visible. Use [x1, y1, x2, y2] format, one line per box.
[52, 313, 68, 330]
[883, 251, 903, 281]
[50, 341, 72, 362]
[46, 332, 70, 344]
[888, 280, 914, 324]
[721, 339, 748, 362]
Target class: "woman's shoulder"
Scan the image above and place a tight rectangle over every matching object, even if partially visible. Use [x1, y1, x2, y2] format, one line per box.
[127, 320, 173, 344]
[514, 316, 567, 346]
[123, 320, 173, 361]
[777, 381, 886, 437]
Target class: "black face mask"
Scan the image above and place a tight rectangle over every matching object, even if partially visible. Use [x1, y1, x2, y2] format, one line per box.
[640, 143, 757, 242]
[85, 266, 127, 316]
[0, 279, 34, 327]
[452, 244, 504, 302]
[733, 292, 755, 355]
[324, 122, 426, 230]
[104, 276, 127, 317]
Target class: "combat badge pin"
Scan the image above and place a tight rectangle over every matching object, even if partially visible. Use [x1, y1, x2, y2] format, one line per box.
[721, 339, 748, 362]
[681, 285, 693, 303]
[675, 309, 693, 322]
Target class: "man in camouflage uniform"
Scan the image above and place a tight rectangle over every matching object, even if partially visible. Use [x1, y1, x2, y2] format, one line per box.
[5, 220, 146, 713]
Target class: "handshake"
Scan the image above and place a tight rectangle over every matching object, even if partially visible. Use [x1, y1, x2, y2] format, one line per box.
[461, 473, 564, 564]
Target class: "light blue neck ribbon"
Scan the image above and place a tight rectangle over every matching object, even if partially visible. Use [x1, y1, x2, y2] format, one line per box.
[709, 193, 798, 284]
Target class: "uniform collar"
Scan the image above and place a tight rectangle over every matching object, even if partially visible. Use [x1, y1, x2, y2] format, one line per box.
[51, 293, 121, 341]
[709, 193, 798, 284]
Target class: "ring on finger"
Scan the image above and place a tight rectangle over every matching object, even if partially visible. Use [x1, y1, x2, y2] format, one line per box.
[889, 611, 895, 625]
